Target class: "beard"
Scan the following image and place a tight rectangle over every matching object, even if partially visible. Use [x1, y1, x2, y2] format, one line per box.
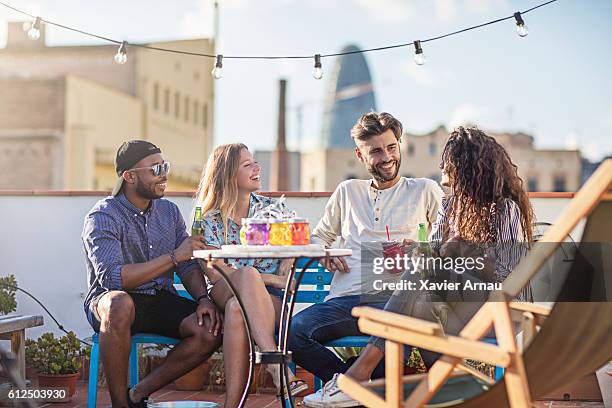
[135, 177, 164, 200]
[367, 155, 401, 183]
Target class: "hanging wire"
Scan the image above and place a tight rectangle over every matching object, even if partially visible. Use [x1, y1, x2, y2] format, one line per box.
[0, 0, 558, 60]
[0, 282, 92, 347]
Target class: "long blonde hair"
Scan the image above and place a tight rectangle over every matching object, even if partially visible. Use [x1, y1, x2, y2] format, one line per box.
[194, 143, 248, 241]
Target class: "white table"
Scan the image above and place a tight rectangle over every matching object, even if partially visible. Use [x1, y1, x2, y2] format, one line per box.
[193, 246, 351, 408]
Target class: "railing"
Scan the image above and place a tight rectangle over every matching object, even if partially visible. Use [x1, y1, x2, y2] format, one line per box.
[0, 191, 582, 340]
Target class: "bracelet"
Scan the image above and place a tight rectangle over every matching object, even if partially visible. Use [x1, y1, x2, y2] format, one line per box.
[196, 294, 208, 303]
[169, 250, 179, 268]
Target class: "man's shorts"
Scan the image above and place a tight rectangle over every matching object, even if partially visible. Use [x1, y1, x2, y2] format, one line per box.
[88, 290, 198, 339]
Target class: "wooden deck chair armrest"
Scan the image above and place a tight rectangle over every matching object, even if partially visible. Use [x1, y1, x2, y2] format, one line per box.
[509, 301, 551, 316]
[358, 317, 512, 367]
[352, 306, 443, 335]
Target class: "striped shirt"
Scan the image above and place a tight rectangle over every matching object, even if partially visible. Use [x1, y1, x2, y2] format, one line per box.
[430, 196, 528, 283]
[82, 193, 200, 320]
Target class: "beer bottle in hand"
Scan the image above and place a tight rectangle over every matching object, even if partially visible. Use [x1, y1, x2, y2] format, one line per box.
[192, 207, 203, 236]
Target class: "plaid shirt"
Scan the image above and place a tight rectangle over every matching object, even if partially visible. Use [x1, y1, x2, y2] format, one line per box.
[82, 193, 200, 318]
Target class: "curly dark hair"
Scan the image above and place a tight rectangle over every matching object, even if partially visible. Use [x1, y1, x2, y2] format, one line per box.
[440, 126, 534, 243]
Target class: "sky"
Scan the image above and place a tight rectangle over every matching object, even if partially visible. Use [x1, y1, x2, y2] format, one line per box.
[1, 0, 611, 160]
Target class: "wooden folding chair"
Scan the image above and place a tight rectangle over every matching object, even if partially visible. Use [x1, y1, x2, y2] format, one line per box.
[338, 159, 612, 407]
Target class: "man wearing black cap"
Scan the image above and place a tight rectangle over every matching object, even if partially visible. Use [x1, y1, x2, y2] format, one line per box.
[82, 140, 222, 408]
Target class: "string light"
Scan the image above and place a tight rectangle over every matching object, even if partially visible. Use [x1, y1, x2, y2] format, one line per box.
[25, 16, 41, 40]
[212, 54, 223, 79]
[0, 0, 558, 78]
[114, 41, 128, 64]
[514, 12, 529, 37]
[413, 40, 425, 65]
[312, 54, 323, 80]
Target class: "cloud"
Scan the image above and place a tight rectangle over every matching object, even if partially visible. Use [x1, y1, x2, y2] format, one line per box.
[353, 0, 414, 23]
[564, 131, 579, 150]
[433, 0, 458, 23]
[401, 60, 436, 86]
[466, 0, 509, 15]
[448, 102, 511, 130]
[179, 0, 215, 38]
[352, 0, 474, 24]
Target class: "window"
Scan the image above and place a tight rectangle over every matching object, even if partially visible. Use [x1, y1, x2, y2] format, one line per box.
[428, 142, 437, 156]
[184, 96, 190, 122]
[407, 144, 415, 156]
[553, 175, 566, 192]
[528, 177, 538, 192]
[174, 92, 180, 118]
[152, 83, 159, 110]
[203, 103, 208, 129]
[163, 88, 170, 114]
[194, 101, 199, 125]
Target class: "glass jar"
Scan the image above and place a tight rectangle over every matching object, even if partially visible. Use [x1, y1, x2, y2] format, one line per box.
[289, 218, 310, 245]
[268, 219, 292, 246]
[239, 219, 248, 245]
[244, 219, 269, 245]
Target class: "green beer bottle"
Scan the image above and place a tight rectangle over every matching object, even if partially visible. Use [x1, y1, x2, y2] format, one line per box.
[418, 223, 432, 262]
[192, 207, 203, 236]
[418, 224, 432, 278]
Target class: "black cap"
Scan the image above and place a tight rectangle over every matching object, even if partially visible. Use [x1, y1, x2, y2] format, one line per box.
[112, 140, 161, 196]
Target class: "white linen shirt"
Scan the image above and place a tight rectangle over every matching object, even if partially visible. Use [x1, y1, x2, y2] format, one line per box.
[312, 177, 443, 300]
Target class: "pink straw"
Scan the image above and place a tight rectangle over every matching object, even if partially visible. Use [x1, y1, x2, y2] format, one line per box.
[385, 225, 391, 241]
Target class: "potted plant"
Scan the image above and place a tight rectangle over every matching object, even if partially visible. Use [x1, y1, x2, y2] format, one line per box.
[0, 274, 17, 316]
[25, 332, 83, 400]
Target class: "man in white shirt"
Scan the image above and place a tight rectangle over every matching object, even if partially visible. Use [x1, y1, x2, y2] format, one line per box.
[289, 112, 443, 404]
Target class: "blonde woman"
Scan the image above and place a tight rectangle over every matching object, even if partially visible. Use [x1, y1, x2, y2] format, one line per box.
[194, 143, 307, 407]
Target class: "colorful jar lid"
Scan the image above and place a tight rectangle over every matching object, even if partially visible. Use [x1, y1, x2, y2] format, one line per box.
[269, 218, 290, 223]
[242, 217, 268, 224]
[288, 218, 308, 223]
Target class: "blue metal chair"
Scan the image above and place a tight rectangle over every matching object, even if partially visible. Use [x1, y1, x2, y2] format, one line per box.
[87, 275, 190, 408]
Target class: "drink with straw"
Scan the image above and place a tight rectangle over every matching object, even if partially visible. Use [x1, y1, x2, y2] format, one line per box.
[382, 225, 405, 274]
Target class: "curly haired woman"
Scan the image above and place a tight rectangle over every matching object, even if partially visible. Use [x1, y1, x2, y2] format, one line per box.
[303, 126, 535, 408]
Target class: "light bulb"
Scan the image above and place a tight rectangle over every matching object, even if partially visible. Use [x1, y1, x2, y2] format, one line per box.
[114, 41, 128, 64]
[212, 55, 223, 79]
[413, 40, 425, 66]
[27, 17, 41, 40]
[514, 12, 529, 38]
[312, 54, 323, 80]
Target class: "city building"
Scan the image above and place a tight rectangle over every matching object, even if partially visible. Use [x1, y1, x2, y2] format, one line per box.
[302, 44, 376, 190]
[0, 22, 215, 191]
[401, 126, 582, 192]
[301, 125, 582, 192]
[253, 150, 301, 191]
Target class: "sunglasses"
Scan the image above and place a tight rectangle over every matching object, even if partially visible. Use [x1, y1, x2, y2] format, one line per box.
[129, 161, 171, 177]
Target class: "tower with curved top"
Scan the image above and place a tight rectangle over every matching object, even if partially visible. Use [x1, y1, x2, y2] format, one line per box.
[320, 44, 377, 148]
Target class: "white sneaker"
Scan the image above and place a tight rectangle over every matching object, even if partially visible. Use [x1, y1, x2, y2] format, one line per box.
[302, 373, 360, 408]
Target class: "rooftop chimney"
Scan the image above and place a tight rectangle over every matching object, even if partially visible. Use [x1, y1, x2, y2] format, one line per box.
[270, 79, 290, 191]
